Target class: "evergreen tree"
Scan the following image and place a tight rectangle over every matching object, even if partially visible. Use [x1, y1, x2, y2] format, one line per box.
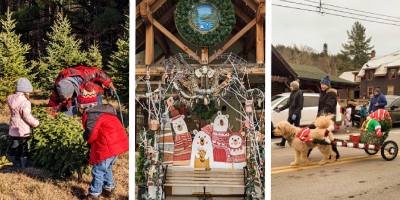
[0, 9, 31, 103]
[86, 42, 103, 68]
[341, 21, 374, 70]
[322, 43, 328, 56]
[108, 20, 128, 106]
[34, 13, 87, 92]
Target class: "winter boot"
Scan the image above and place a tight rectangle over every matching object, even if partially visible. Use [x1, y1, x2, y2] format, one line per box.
[86, 194, 99, 200]
[102, 188, 115, 198]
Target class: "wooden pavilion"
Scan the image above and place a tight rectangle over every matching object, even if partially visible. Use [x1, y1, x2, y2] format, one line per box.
[135, 0, 265, 199]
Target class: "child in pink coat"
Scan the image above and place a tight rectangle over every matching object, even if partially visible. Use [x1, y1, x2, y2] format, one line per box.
[7, 78, 39, 168]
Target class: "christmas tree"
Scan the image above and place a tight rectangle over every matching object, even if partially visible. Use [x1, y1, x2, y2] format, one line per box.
[108, 20, 128, 106]
[34, 13, 87, 92]
[0, 9, 32, 103]
[86, 42, 103, 69]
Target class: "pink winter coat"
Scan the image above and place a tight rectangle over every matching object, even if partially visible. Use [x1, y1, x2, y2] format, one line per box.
[7, 92, 39, 137]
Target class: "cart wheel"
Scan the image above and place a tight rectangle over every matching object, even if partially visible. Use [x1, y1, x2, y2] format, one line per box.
[381, 140, 398, 161]
[365, 148, 379, 155]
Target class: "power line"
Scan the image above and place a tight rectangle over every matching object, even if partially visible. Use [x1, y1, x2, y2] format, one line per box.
[304, 0, 400, 20]
[272, 3, 400, 27]
[279, 0, 400, 23]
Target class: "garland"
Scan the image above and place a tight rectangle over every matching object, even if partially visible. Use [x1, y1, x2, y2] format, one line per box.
[192, 99, 218, 120]
[175, 0, 236, 47]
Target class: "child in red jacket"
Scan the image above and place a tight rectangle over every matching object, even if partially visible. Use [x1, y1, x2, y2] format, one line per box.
[78, 91, 128, 199]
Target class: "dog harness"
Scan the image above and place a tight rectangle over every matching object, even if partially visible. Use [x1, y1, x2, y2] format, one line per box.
[296, 128, 313, 143]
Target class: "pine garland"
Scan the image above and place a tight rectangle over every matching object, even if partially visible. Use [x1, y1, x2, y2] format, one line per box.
[175, 0, 235, 47]
[192, 99, 218, 120]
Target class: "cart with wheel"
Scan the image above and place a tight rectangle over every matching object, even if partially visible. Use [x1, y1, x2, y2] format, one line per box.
[332, 130, 398, 161]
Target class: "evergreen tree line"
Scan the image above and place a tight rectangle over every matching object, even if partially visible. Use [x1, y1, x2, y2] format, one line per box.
[0, 9, 129, 106]
[0, 0, 128, 61]
[276, 21, 374, 76]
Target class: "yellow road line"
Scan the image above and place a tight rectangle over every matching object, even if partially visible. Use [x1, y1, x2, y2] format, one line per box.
[271, 155, 376, 170]
[271, 155, 380, 174]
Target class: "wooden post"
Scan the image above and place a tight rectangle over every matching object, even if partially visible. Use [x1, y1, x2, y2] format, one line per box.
[201, 48, 209, 64]
[145, 23, 154, 65]
[256, 3, 265, 64]
[140, 0, 155, 65]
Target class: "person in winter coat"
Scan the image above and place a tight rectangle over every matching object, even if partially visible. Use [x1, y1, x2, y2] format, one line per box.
[368, 88, 387, 113]
[318, 76, 338, 117]
[7, 78, 40, 168]
[275, 80, 304, 147]
[78, 92, 128, 199]
[309, 76, 340, 159]
[48, 65, 115, 115]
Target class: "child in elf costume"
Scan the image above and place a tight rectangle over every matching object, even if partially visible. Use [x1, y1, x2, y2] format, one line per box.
[360, 109, 392, 144]
[361, 109, 392, 133]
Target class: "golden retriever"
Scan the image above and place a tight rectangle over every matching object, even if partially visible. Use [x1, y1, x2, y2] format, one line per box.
[274, 120, 337, 166]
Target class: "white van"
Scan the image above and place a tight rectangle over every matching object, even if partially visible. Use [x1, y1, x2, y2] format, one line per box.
[271, 92, 342, 127]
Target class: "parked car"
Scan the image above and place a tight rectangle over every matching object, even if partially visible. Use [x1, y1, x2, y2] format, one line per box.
[386, 95, 400, 124]
[271, 93, 342, 132]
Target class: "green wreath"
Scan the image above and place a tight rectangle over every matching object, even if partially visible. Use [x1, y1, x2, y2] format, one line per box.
[175, 0, 236, 47]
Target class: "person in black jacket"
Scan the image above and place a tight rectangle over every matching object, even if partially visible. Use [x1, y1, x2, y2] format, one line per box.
[309, 76, 340, 159]
[318, 76, 338, 117]
[275, 80, 304, 147]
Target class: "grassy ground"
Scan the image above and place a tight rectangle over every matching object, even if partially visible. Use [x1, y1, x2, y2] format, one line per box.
[0, 97, 129, 200]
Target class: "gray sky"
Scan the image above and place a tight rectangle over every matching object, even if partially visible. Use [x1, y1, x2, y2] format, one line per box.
[272, 0, 400, 56]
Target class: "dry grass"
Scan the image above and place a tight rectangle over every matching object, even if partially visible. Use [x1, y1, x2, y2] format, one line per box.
[0, 153, 128, 200]
[0, 98, 129, 200]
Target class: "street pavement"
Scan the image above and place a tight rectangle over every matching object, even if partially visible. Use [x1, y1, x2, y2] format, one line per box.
[271, 127, 400, 200]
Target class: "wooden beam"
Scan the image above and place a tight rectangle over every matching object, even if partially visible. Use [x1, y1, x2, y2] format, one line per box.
[256, 2, 265, 22]
[139, 0, 150, 22]
[255, 22, 264, 64]
[136, 1, 145, 18]
[242, 0, 258, 12]
[152, 18, 201, 63]
[136, 0, 169, 30]
[136, 65, 265, 76]
[150, 0, 167, 13]
[137, 5, 176, 52]
[201, 48, 209, 64]
[256, 3, 265, 64]
[209, 18, 257, 63]
[145, 23, 154, 65]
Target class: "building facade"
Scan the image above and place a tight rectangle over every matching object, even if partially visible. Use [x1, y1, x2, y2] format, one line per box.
[357, 51, 400, 98]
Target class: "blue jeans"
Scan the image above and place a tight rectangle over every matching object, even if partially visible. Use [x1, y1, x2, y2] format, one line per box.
[89, 156, 117, 196]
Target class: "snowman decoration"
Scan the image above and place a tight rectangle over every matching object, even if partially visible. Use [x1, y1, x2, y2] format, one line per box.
[211, 111, 230, 168]
[190, 130, 214, 169]
[227, 131, 246, 169]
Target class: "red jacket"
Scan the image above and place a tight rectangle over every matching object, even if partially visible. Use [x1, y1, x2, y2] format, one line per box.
[48, 65, 112, 110]
[82, 104, 128, 165]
